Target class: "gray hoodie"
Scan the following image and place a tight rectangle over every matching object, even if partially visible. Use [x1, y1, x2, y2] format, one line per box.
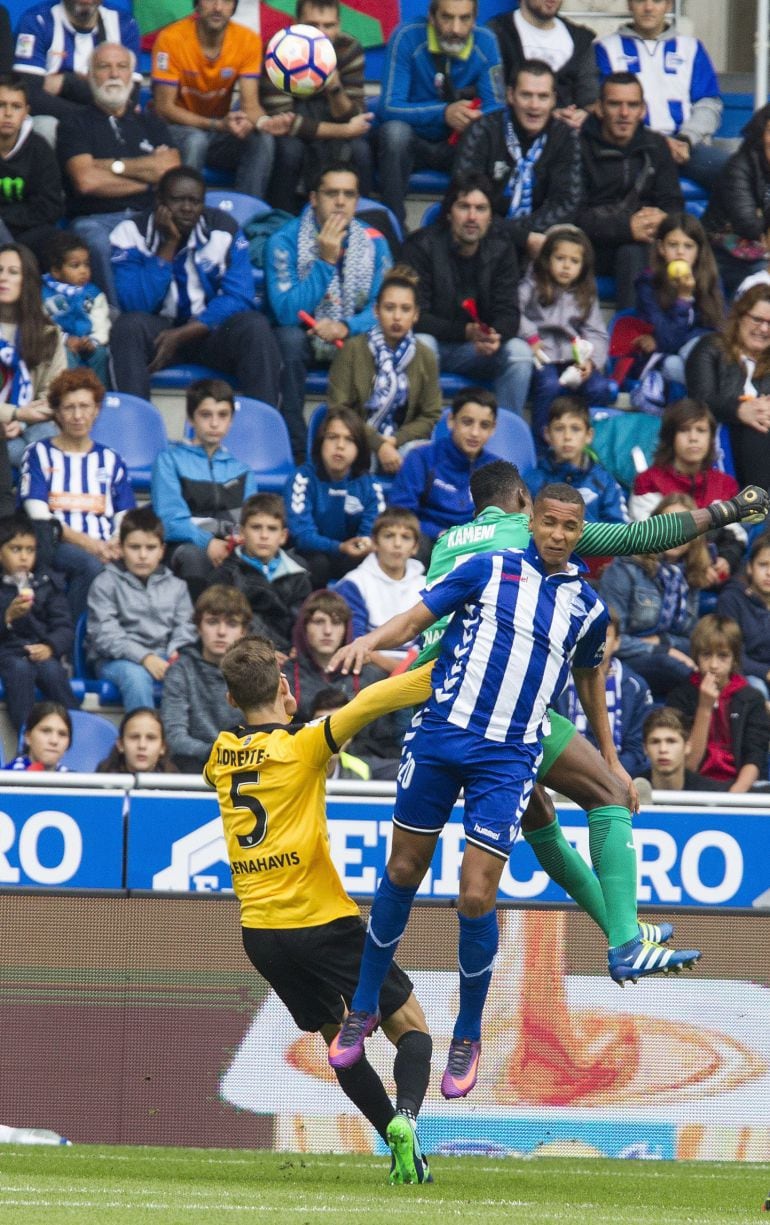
[594, 23, 722, 146]
[86, 561, 197, 668]
[161, 642, 240, 773]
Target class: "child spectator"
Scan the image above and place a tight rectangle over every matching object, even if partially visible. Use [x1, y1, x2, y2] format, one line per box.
[161, 585, 251, 774]
[326, 266, 442, 475]
[599, 493, 711, 700]
[4, 700, 71, 771]
[717, 535, 770, 700]
[555, 608, 652, 779]
[42, 232, 110, 386]
[19, 367, 134, 620]
[151, 377, 257, 600]
[667, 614, 770, 793]
[286, 407, 384, 588]
[388, 388, 500, 566]
[630, 398, 744, 583]
[634, 213, 723, 392]
[96, 707, 178, 774]
[517, 225, 612, 442]
[335, 507, 424, 673]
[0, 511, 76, 732]
[85, 506, 197, 712]
[635, 707, 727, 794]
[523, 397, 628, 524]
[0, 242, 66, 468]
[284, 589, 376, 721]
[215, 492, 312, 655]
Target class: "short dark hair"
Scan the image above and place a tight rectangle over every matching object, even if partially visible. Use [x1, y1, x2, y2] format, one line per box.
[240, 492, 287, 527]
[221, 635, 281, 711]
[311, 161, 360, 194]
[0, 512, 36, 550]
[48, 367, 104, 412]
[749, 533, 770, 563]
[643, 706, 687, 744]
[47, 230, 90, 271]
[470, 460, 526, 514]
[312, 408, 370, 478]
[372, 506, 420, 542]
[548, 396, 591, 428]
[310, 685, 348, 717]
[301, 589, 351, 628]
[296, 0, 338, 15]
[194, 584, 251, 629]
[652, 398, 717, 469]
[0, 74, 29, 101]
[119, 505, 164, 544]
[533, 482, 585, 513]
[157, 165, 206, 202]
[600, 71, 644, 102]
[24, 701, 72, 746]
[440, 172, 495, 222]
[508, 57, 556, 91]
[450, 386, 498, 419]
[186, 377, 235, 420]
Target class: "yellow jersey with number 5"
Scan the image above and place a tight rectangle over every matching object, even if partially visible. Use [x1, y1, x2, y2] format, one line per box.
[204, 664, 433, 930]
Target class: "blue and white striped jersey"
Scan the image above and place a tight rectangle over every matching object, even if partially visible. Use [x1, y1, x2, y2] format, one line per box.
[14, 2, 140, 80]
[20, 439, 135, 540]
[594, 33, 719, 137]
[420, 540, 609, 746]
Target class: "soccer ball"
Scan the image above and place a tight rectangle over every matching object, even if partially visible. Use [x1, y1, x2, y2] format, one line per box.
[264, 24, 337, 97]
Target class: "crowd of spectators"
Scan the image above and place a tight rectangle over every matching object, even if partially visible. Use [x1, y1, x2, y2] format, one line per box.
[0, 0, 768, 792]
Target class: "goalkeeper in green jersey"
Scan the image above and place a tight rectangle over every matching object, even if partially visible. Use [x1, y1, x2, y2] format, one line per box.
[414, 461, 769, 979]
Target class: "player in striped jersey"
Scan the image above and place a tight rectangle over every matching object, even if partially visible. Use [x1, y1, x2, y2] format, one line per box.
[327, 476, 764, 1095]
[206, 636, 435, 1185]
[416, 462, 768, 968]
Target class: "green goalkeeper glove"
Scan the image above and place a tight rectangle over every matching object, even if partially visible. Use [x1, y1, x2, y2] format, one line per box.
[706, 485, 770, 529]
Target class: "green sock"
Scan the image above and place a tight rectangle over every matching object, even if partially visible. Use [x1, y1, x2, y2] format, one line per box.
[587, 805, 639, 949]
[524, 820, 608, 937]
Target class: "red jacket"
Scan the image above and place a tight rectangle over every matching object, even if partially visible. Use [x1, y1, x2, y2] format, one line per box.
[631, 463, 738, 511]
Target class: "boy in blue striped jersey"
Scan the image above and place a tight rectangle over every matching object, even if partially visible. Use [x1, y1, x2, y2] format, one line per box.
[328, 482, 701, 1098]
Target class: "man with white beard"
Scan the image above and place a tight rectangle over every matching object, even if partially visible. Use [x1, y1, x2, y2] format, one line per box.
[57, 43, 179, 306]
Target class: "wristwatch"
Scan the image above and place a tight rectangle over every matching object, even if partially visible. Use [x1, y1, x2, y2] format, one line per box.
[111, 159, 126, 176]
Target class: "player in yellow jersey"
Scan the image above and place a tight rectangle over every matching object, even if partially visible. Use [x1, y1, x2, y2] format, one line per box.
[204, 635, 435, 1185]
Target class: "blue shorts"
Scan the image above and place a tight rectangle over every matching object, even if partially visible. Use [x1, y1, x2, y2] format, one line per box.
[393, 710, 540, 860]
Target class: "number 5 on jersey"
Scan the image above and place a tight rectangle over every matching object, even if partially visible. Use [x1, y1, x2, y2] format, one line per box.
[231, 772, 269, 849]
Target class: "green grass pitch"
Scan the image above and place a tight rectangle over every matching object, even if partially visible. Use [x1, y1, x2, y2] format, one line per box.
[0, 1147, 768, 1224]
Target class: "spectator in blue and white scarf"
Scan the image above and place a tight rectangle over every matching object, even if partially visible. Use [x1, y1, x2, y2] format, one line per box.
[454, 59, 583, 262]
[326, 265, 442, 474]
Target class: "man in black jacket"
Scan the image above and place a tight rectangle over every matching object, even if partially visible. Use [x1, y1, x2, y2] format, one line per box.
[578, 71, 683, 308]
[454, 58, 581, 260]
[0, 74, 62, 264]
[401, 172, 533, 415]
[487, 0, 597, 129]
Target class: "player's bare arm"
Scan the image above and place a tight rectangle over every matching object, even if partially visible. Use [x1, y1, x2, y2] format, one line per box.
[330, 602, 436, 675]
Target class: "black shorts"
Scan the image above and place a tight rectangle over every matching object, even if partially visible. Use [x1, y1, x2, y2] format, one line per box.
[242, 915, 413, 1033]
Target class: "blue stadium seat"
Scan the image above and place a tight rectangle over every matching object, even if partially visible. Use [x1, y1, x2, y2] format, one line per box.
[224, 397, 295, 492]
[73, 613, 162, 708]
[433, 405, 536, 471]
[597, 275, 617, 302]
[57, 710, 118, 772]
[420, 201, 441, 228]
[150, 363, 229, 392]
[306, 403, 327, 455]
[205, 190, 269, 227]
[305, 368, 331, 396]
[357, 196, 404, 245]
[92, 392, 168, 491]
[408, 170, 451, 195]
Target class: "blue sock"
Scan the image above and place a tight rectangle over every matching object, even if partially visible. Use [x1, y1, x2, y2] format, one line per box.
[453, 909, 499, 1043]
[352, 870, 418, 1014]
